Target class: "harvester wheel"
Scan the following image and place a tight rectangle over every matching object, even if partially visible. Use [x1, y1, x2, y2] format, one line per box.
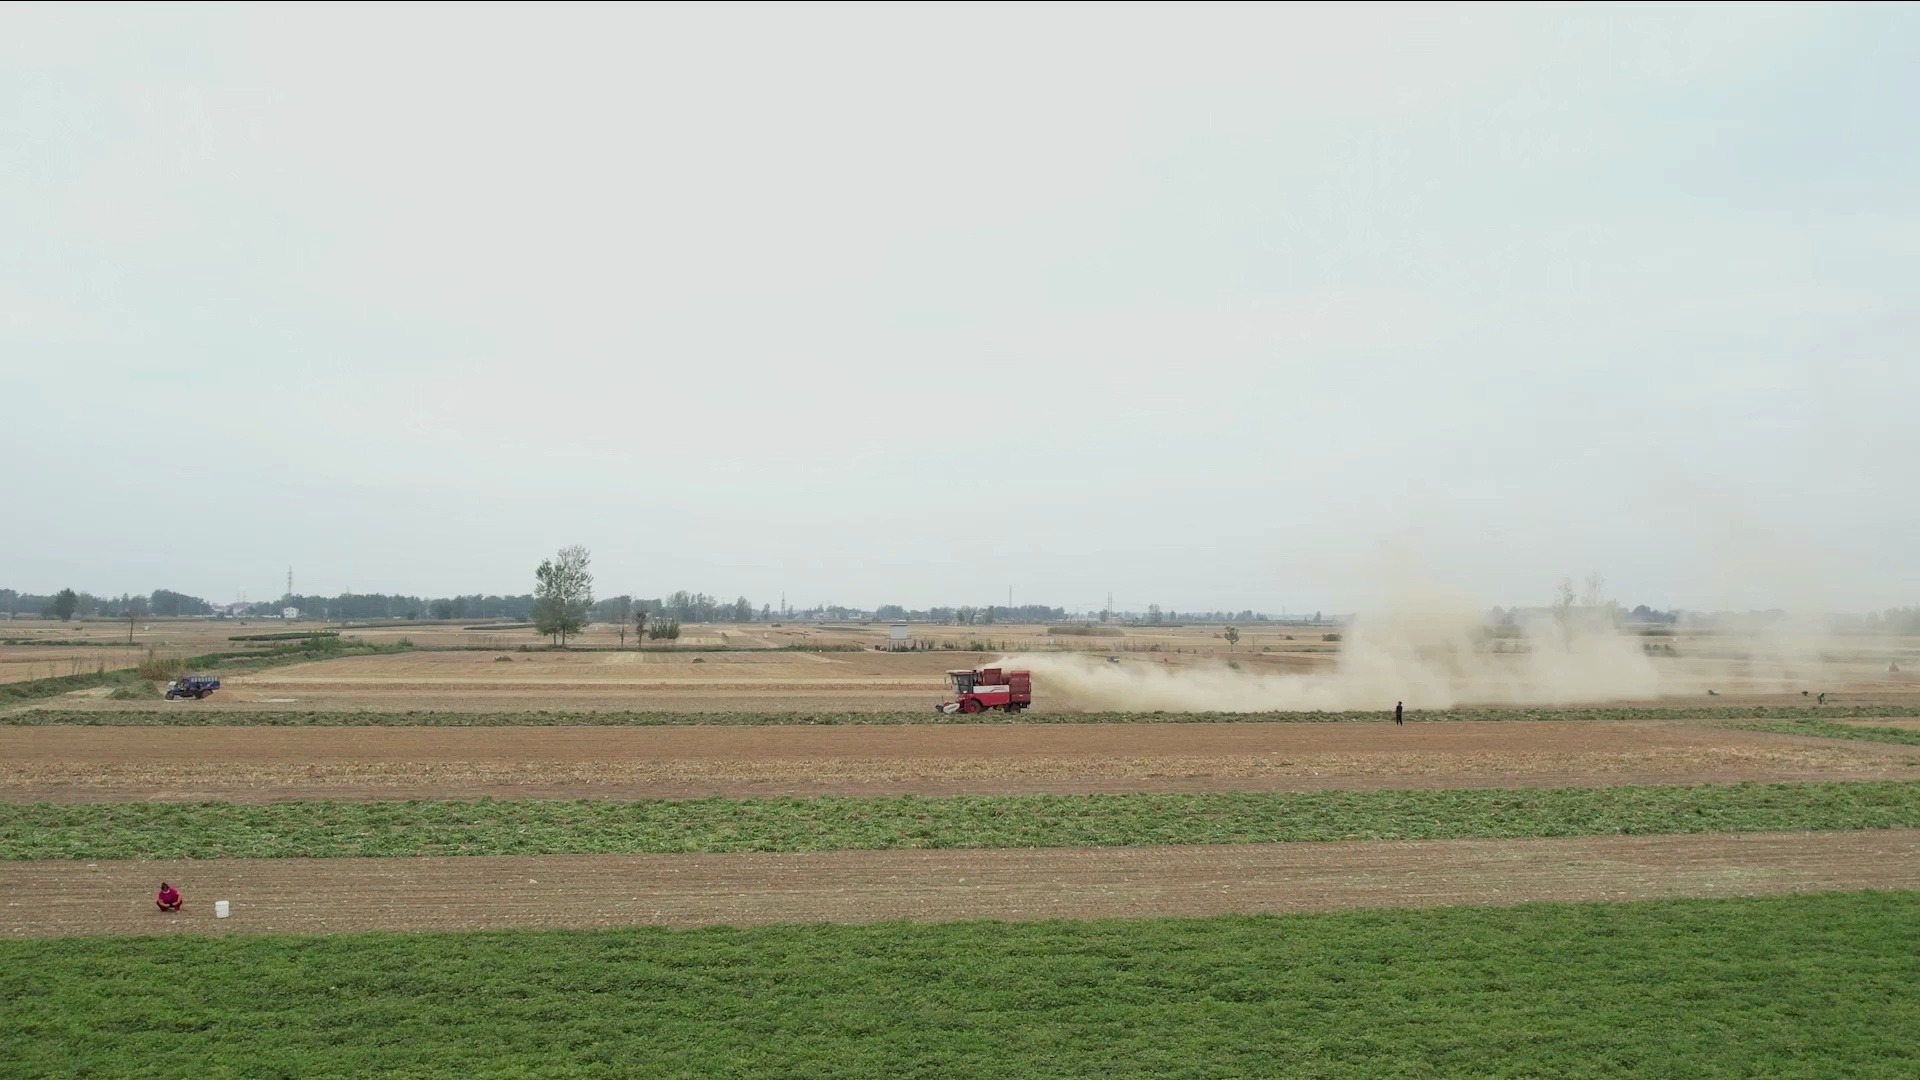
[959, 699, 982, 714]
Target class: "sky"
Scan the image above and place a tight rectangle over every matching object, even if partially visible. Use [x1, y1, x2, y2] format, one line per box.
[2, 3, 1916, 615]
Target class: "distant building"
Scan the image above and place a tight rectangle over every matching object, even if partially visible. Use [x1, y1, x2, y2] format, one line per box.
[889, 624, 910, 650]
[281, 606, 300, 620]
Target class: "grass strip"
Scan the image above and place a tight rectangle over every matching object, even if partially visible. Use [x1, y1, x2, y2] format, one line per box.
[3, 891, 1916, 1078]
[9, 703, 1916, 727]
[0, 671, 148, 704]
[1733, 719, 1920, 746]
[4, 781, 1917, 861]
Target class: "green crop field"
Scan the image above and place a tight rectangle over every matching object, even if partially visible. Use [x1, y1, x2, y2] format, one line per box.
[6, 781, 1918, 861]
[7, 704, 1916, 727]
[3, 891, 1915, 1078]
[1732, 719, 1920, 746]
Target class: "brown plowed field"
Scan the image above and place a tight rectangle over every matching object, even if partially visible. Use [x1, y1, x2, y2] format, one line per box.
[4, 722, 1915, 803]
[7, 830, 1916, 938]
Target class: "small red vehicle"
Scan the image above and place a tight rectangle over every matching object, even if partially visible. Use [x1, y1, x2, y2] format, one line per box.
[938, 666, 1031, 714]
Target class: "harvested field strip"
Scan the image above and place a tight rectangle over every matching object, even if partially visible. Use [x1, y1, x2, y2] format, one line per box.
[0, 642, 406, 704]
[6, 832, 1920, 938]
[8, 719, 1914, 805]
[6, 781, 1919, 861]
[1733, 719, 1920, 746]
[9, 703, 1917, 726]
[4, 891, 1917, 1076]
[0, 719, 1846, 768]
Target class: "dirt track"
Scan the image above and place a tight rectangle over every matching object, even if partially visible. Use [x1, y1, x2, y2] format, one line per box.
[6, 830, 1915, 938]
[4, 722, 1916, 803]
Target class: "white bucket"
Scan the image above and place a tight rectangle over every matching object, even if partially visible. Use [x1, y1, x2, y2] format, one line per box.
[214, 900, 230, 919]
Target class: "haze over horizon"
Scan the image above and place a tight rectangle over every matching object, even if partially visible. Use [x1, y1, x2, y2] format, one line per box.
[4, 5, 1916, 615]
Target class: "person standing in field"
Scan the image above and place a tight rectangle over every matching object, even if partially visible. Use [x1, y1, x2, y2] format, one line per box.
[1394, 701, 1404, 726]
[155, 882, 183, 912]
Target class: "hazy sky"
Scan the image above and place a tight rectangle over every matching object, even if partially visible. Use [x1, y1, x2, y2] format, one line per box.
[3, 4, 1916, 614]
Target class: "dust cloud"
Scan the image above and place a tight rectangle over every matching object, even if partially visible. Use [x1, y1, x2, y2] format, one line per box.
[997, 589, 1753, 713]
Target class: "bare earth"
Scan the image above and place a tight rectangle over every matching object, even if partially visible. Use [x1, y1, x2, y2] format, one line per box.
[4, 721, 1916, 803]
[7, 829, 1916, 938]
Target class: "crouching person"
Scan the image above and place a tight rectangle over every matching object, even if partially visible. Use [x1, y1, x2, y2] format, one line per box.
[156, 882, 183, 912]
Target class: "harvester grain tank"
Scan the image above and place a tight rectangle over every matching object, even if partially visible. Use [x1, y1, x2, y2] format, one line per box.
[938, 666, 1031, 714]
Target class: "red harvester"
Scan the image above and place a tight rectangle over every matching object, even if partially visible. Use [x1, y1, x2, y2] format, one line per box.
[938, 666, 1032, 714]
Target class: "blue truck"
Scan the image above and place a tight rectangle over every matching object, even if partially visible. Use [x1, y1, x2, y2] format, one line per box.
[164, 675, 222, 700]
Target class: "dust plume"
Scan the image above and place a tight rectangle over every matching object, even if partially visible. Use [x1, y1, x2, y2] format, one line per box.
[998, 589, 1666, 713]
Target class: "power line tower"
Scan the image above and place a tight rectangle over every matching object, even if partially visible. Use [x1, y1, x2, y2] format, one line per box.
[285, 567, 293, 601]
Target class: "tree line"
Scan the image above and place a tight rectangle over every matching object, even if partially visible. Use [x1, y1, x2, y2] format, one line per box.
[3, 583, 1220, 629]
[873, 604, 1068, 624]
[12, 565, 1320, 632]
[0, 589, 212, 620]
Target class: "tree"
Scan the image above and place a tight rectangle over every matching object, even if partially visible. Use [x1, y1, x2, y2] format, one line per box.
[0, 588, 15, 620]
[648, 617, 681, 641]
[1224, 625, 1240, 650]
[126, 594, 148, 645]
[633, 606, 649, 651]
[1581, 572, 1609, 609]
[615, 596, 633, 648]
[532, 545, 594, 646]
[1148, 604, 1163, 625]
[49, 588, 79, 621]
[149, 589, 213, 617]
